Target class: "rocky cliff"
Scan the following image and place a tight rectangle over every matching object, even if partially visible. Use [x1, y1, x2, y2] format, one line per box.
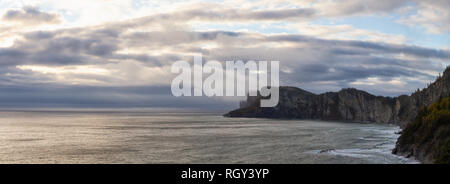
[225, 66, 450, 128]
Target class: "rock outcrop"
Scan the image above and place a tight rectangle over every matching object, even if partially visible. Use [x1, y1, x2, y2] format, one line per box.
[225, 66, 450, 128]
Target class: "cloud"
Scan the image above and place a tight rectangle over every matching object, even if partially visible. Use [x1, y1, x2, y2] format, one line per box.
[232, 0, 450, 34]
[0, 1, 448, 108]
[399, 0, 450, 34]
[267, 34, 450, 59]
[289, 23, 407, 44]
[1, 15, 447, 96]
[310, 0, 450, 34]
[314, 0, 410, 16]
[174, 6, 317, 21]
[2, 6, 61, 25]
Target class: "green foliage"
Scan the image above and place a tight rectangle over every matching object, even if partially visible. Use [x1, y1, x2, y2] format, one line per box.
[436, 137, 450, 164]
[399, 97, 450, 164]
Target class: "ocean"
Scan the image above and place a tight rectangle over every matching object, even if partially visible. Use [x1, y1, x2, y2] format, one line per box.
[0, 109, 418, 164]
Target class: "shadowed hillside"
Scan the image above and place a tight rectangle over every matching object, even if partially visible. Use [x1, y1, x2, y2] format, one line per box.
[393, 97, 450, 164]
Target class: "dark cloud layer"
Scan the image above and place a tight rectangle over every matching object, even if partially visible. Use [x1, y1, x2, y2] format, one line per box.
[2, 6, 61, 25]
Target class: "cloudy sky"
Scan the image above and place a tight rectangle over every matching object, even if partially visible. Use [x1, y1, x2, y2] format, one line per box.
[0, 0, 449, 109]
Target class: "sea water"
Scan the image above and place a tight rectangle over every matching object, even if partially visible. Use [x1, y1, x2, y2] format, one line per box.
[0, 109, 418, 164]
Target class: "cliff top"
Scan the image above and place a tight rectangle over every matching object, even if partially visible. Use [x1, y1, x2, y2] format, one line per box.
[279, 86, 316, 96]
[444, 66, 450, 77]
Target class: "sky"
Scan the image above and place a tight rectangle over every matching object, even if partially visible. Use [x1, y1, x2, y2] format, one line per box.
[0, 0, 449, 110]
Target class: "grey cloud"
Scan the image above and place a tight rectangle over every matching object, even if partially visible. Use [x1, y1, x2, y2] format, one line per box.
[268, 34, 450, 59]
[0, 30, 121, 66]
[24, 31, 55, 40]
[0, 48, 26, 65]
[347, 41, 450, 59]
[322, 0, 410, 16]
[35, 37, 119, 56]
[112, 53, 183, 67]
[177, 7, 316, 21]
[123, 30, 242, 48]
[0, 46, 92, 66]
[113, 6, 316, 29]
[2, 6, 61, 25]
[197, 31, 241, 40]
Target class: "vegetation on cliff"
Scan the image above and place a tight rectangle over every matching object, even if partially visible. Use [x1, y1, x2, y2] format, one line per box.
[394, 97, 450, 164]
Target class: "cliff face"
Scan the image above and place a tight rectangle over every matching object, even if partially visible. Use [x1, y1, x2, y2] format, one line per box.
[395, 67, 450, 127]
[393, 97, 450, 164]
[225, 67, 450, 128]
[226, 87, 400, 124]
